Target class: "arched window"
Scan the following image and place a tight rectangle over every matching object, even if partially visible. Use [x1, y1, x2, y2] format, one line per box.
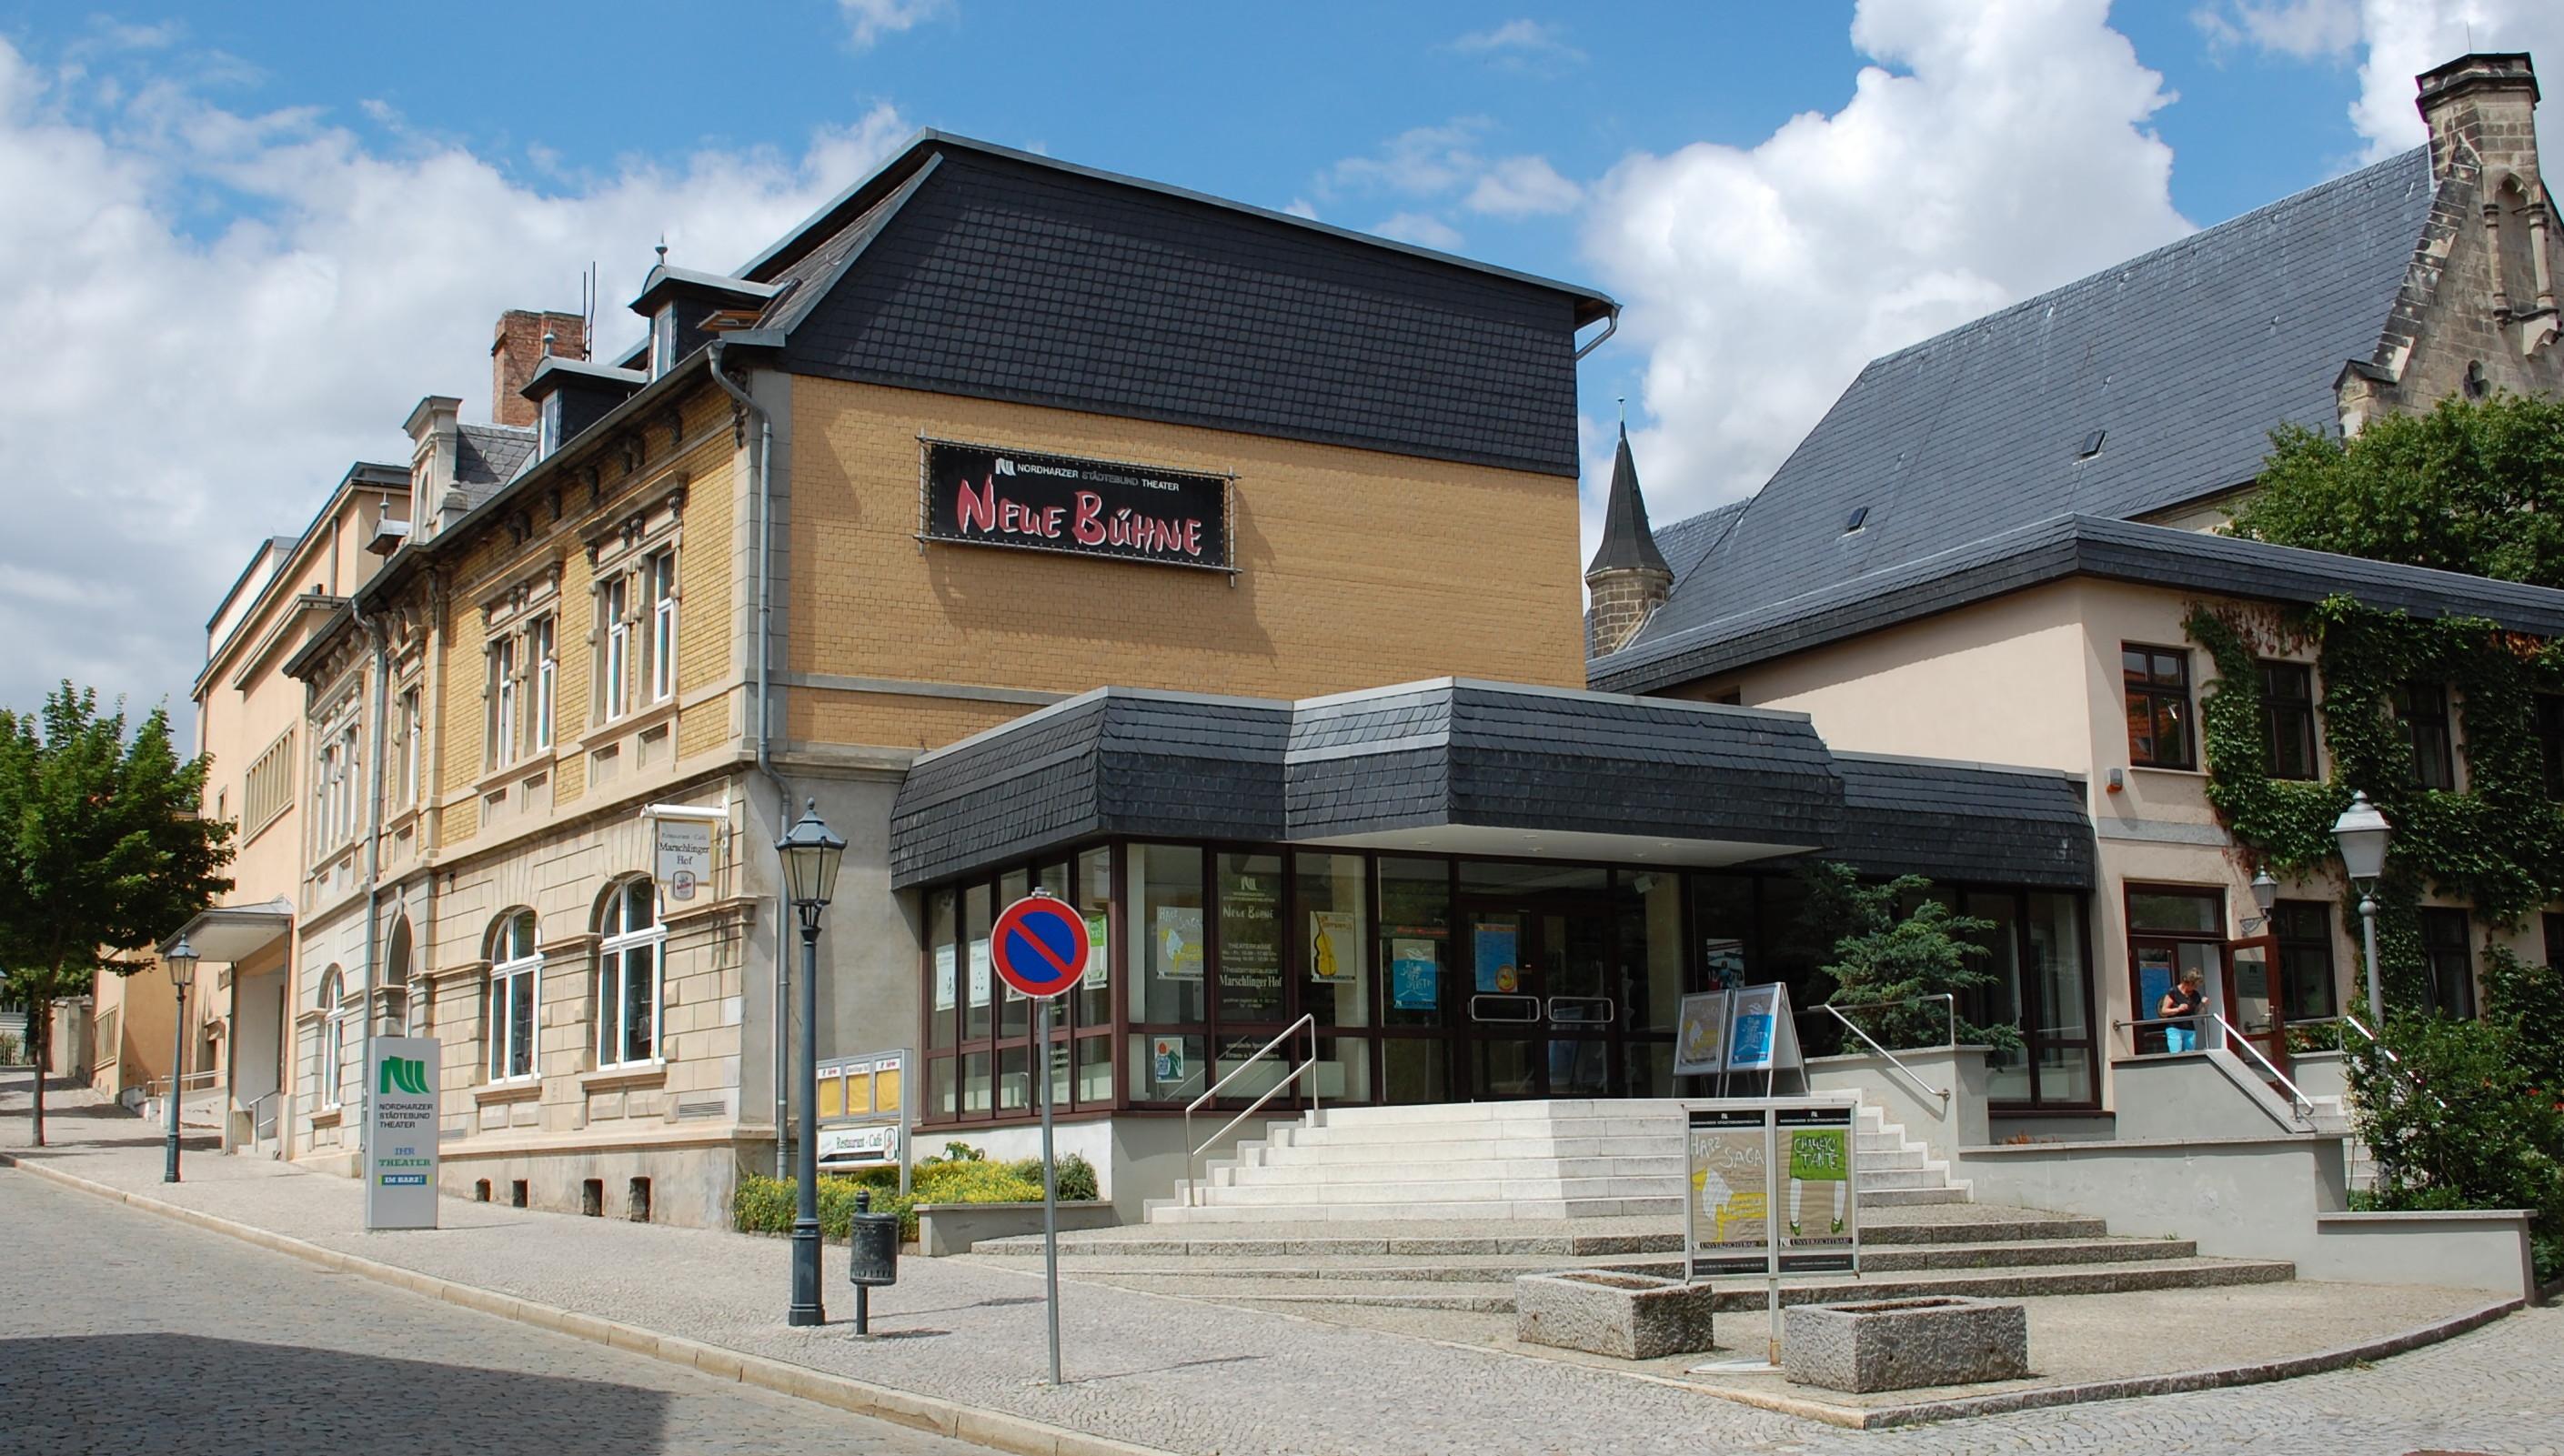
[385, 915, 416, 1037]
[487, 910, 540, 1082]
[317, 966, 347, 1110]
[597, 879, 666, 1067]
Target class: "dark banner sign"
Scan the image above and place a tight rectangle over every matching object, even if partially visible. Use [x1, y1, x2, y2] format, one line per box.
[920, 440, 1232, 571]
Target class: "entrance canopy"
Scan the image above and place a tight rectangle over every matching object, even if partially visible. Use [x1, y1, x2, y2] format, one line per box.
[891, 678, 2093, 891]
[161, 898, 295, 964]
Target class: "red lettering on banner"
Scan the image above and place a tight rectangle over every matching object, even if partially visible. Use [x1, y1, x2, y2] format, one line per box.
[1072, 492, 1106, 546]
[957, 476, 997, 533]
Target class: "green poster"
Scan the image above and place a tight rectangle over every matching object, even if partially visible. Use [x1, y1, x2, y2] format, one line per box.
[1788, 1128, 1847, 1183]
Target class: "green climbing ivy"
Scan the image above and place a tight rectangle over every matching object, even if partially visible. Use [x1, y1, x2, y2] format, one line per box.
[2183, 598, 2564, 1008]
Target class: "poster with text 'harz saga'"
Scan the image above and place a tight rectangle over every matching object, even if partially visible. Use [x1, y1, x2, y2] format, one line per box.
[1686, 1107, 1767, 1277]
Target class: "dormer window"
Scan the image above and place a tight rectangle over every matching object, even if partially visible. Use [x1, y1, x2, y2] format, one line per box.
[538, 391, 563, 459]
[651, 304, 677, 379]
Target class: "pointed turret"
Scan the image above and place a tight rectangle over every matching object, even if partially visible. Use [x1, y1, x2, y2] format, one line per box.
[1584, 425, 1674, 657]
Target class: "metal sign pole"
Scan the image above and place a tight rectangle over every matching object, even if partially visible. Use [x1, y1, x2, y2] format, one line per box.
[1038, 991, 1062, 1388]
[1765, 1109, 1783, 1367]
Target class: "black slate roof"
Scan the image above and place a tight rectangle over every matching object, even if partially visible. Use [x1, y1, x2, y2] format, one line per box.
[730, 134, 1613, 478]
[1590, 512, 2564, 694]
[1625, 146, 2436, 655]
[1654, 499, 1746, 585]
[892, 678, 2096, 891]
[454, 424, 535, 505]
[1585, 427, 1670, 577]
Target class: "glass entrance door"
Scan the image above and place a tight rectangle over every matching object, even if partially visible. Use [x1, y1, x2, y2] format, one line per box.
[2223, 934, 2288, 1078]
[1462, 902, 1615, 1099]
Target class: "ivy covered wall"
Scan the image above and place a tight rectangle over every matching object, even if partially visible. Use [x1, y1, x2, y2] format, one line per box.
[2182, 597, 2564, 1009]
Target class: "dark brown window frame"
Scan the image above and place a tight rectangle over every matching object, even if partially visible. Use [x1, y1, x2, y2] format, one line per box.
[2398, 680, 2458, 791]
[2417, 906, 2478, 1019]
[2257, 659, 2319, 782]
[2124, 643, 2197, 769]
[2268, 899, 2338, 1023]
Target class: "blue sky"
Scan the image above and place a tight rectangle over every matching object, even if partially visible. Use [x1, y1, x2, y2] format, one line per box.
[0, 0, 2556, 715]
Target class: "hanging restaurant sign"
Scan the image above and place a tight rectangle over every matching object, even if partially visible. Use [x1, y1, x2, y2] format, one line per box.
[920, 439, 1232, 572]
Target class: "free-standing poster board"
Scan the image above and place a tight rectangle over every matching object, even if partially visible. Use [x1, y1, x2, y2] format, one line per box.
[1683, 1099, 1860, 1363]
[365, 1036, 441, 1230]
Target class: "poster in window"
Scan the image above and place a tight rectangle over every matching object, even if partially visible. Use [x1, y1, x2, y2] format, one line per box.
[1473, 920, 1521, 994]
[1704, 937, 1746, 990]
[1220, 870, 1281, 993]
[1081, 910, 1109, 990]
[968, 937, 991, 1005]
[1151, 1036, 1186, 1089]
[933, 944, 957, 1012]
[1309, 910, 1358, 983]
[1674, 989, 1733, 1076]
[1391, 939, 1439, 1011]
[1156, 906, 1204, 980]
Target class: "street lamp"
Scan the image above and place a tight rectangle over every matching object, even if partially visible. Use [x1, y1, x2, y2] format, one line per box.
[2333, 790, 2393, 1021]
[776, 798, 846, 1328]
[2242, 867, 2278, 932]
[162, 935, 199, 1184]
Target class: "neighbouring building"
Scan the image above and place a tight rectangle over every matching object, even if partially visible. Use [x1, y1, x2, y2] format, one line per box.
[1587, 52, 2564, 1121]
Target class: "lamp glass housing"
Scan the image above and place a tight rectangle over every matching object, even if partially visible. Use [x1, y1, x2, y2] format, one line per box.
[164, 938, 199, 992]
[2249, 869, 2279, 916]
[2332, 791, 2392, 883]
[776, 800, 847, 909]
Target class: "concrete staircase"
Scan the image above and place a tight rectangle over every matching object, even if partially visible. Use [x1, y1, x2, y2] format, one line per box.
[1152, 1099, 1966, 1225]
[979, 1098, 2298, 1314]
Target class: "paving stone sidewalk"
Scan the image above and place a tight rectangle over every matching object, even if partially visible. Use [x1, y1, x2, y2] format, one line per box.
[6, 1076, 2561, 1456]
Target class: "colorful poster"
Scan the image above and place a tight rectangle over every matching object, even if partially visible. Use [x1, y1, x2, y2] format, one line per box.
[1779, 1105, 1857, 1270]
[1157, 906, 1205, 980]
[1310, 910, 1358, 983]
[1674, 989, 1733, 1076]
[1727, 983, 1792, 1071]
[1081, 910, 1109, 990]
[968, 937, 992, 1006]
[933, 944, 957, 1012]
[1391, 938, 1439, 1010]
[1473, 920, 1521, 994]
[1151, 1036, 1187, 1088]
[1685, 1107, 1768, 1277]
[1704, 938, 1746, 990]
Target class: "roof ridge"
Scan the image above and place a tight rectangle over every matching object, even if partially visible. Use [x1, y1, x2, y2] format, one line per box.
[1864, 146, 2431, 375]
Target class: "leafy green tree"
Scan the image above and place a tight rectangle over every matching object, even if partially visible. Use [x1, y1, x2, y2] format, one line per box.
[2227, 393, 2564, 586]
[0, 684, 234, 1145]
[1802, 863, 2017, 1051]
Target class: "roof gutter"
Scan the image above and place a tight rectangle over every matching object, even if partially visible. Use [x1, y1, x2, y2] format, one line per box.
[1572, 304, 1621, 362]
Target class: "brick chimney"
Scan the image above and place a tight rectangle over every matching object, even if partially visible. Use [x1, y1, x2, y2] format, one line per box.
[490, 310, 587, 427]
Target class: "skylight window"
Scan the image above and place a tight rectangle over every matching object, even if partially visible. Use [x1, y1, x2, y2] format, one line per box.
[1843, 506, 1869, 535]
[2077, 429, 2107, 459]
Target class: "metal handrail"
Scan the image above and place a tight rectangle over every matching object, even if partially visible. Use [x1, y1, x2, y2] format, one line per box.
[1818, 1004, 1949, 1108]
[1815, 993, 1957, 1049]
[2336, 1013, 2447, 1111]
[1183, 1014, 1320, 1208]
[2113, 1014, 2314, 1122]
[248, 1089, 282, 1140]
[145, 1069, 223, 1100]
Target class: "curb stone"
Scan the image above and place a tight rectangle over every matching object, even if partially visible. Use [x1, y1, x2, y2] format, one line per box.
[1683, 1294, 2524, 1430]
[0, 1153, 1173, 1456]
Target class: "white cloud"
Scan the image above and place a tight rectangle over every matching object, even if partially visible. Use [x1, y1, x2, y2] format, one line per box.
[2193, 0, 2363, 56]
[2341, 2, 2564, 160]
[1373, 211, 1466, 250]
[1450, 19, 1585, 72]
[0, 35, 909, 718]
[1328, 117, 1493, 197]
[839, 0, 951, 50]
[1466, 155, 1581, 216]
[1578, 0, 2191, 527]
[1282, 196, 1320, 220]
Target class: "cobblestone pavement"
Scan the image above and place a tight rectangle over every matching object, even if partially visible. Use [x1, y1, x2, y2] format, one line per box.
[0, 1170, 983, 1456]
[6, 1075, 2561, 1456]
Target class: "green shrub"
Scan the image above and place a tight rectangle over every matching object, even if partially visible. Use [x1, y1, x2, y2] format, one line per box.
[2348, 1002, 2564, 1281]
[731, 1148, 1101, 1241]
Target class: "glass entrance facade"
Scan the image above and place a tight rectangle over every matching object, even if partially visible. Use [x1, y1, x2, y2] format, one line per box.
[916, 838, 2097, 1129]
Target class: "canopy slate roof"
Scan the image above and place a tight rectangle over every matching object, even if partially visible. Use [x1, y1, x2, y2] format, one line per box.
[891, 678, 2096, 891]
[1621, 146, 2437, 660]
[1590, 512, 2564, 694]
[724, 133, 1614, 478]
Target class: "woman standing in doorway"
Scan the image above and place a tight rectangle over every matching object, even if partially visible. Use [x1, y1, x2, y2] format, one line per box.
[2160, 967, 2207, 1053]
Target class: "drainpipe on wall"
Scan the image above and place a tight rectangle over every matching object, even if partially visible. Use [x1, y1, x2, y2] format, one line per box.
[709, 340, 793, 1180]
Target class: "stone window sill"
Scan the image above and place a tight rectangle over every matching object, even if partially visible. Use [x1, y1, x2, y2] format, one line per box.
[309, 1108, 343, 1128]
[581, 1063, 667, 1094]
[474, 1080, 543, 1107]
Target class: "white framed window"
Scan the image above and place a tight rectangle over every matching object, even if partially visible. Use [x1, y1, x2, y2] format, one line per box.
[337, 724, 360, 842]
[486, 909, 540, 1082]
[532, 615, 557, 749]
[647, 549, 678, 704]
[488, 635, 519, 769]
[317, 966, 347, 1110]
[538, 390, 562, 458]
[397, 688, 420, 808]
[596, 879, 666, 1068]
[651, 304, 677, 378]
[599, 575, 632, 723]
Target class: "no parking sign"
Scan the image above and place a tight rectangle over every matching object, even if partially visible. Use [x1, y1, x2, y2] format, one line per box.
[990, 892, 1089, 1000]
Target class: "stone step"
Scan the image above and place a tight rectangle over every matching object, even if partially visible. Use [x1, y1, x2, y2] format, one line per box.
[1187, 1177, 1681, 1206]
[1314, 1100, 1692, 1125]
[1091, 1256, 2296, 1314]
[1150, 1195, 1686, 1223]
[1856, 1186, 1970, 1207]
[1283, 1121, 1684, 1149]
[1223, 1156, 1688, 1186]
[1261, 1135, 1682, 1163]
[996, 1237, 2199, 1285]
[979, 1208, 2110, 1259]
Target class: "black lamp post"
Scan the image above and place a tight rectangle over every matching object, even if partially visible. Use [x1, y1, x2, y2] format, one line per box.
[163, 935, 198, 1184]
[776, 798, 846, 1327]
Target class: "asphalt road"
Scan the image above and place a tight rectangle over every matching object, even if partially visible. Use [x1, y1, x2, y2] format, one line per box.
[0, 1169, 987, 1456]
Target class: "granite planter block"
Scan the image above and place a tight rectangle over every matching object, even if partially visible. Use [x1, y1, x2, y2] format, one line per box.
[1514, 1270, 1715, 1360]
[1783, 1296, 2028, 1392]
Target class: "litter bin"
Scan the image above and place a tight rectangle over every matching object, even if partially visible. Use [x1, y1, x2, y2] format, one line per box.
[847, 1188, 900, 1334]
